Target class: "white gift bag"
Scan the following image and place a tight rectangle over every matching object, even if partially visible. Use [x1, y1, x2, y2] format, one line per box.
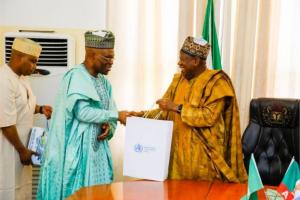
[123, 116, 173, 181]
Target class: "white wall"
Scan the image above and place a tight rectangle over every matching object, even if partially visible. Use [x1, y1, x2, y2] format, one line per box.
[0, 0, 132, 182]
[0, 0, 107, 29]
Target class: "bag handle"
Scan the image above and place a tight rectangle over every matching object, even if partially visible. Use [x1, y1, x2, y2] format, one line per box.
[143, 102, 163, 119]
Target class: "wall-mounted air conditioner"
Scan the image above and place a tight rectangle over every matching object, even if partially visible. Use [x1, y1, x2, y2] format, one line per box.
[3, 31, 75, 200]
[4, 32, 75, 72]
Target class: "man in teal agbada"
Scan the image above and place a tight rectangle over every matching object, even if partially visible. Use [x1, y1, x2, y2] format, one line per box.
[37, 30, 128, 200]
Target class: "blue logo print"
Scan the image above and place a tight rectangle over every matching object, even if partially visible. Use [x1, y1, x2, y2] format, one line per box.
[134, 144, 143, 152]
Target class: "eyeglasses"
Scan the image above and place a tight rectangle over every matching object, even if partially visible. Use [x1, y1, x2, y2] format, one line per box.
[98, 54, 114, 64]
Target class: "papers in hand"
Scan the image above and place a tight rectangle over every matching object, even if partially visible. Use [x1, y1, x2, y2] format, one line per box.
[27, 127, 47, 166]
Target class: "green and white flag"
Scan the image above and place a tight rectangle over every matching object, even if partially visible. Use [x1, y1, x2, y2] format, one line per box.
[202, 0, 222, 70]
[241, 154, 264, 200]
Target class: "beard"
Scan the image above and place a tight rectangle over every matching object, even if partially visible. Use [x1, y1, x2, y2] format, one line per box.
[96, 63, 112, 75]
[181, 70, 193, 80]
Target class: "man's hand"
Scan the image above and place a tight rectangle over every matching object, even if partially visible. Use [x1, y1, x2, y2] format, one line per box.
[128, 111, 144, 117]
[98, 123, 110, 141]
[1, 125, 37, 166]
[18, 147, 38, 165]
[118, 111, 129, 125]
[42, 105, 52, 119]
[156, 98, 178, 112]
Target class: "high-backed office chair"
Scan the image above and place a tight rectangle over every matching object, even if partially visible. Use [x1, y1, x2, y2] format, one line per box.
[242, 98, 300, 185]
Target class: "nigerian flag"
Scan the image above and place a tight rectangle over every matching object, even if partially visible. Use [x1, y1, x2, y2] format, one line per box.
[202, 0, 222, 70]
[241, 154, 264, 200]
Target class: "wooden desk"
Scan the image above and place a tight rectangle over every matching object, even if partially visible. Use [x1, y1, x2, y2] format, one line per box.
[67, 180, 271, 200]
[206, 181, 269, 200]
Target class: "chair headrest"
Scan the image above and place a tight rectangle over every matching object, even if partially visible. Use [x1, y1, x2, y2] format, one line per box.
[250, 98, 299, 128]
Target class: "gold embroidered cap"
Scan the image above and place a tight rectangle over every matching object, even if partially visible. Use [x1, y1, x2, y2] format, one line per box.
[181, 36, 210, 60]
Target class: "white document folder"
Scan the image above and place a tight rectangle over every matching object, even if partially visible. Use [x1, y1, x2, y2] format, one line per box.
[123, 117, 173, 181]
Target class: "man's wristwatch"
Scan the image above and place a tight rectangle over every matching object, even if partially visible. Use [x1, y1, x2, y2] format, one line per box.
[176, 104, 183, 114]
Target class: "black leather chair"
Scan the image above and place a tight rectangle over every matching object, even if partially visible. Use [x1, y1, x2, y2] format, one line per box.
[242, 98, 300, 186]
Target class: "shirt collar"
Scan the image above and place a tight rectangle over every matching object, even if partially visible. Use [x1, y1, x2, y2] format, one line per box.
[4, 63, 20, 79]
